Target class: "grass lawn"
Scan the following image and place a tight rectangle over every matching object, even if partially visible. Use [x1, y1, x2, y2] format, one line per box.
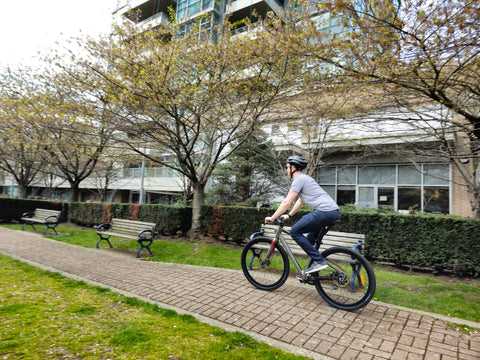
[0, 254, 308, 359]
[2, 223, 480, 325]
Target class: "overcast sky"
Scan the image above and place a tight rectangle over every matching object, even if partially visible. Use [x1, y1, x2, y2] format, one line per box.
[0, 0, 119, 68]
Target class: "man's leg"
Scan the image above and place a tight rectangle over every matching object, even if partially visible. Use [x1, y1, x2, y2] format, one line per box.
[290, 209, 341, 265]
[290, 211, 325, 263]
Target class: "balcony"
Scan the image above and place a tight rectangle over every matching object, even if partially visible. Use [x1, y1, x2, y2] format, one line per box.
[123, 167, 178, 178]
[116, 0, 175, 29]
[137, 11, 172, 29]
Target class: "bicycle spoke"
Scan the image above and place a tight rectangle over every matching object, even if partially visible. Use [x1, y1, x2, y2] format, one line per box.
[241, 237, 289, 291]
[313, 247, 376, 311]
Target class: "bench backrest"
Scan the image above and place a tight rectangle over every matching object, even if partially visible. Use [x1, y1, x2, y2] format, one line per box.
[34, 208, 61, 220]
[110, 218, 156, 236]
[262, 224, 364, 255]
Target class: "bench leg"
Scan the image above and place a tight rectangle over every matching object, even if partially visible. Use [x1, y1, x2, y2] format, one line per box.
[248, 249, 264, 270]
[349, 263, 364, 292]
[43, 224, 59, 236]
[137, 239, 154, 258]
[22, 222, 36, 232]
[96, 235, 113, 248]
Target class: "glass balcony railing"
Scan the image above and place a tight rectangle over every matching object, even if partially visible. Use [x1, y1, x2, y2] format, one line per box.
[124, 167, 179, 178]
[138, 11, 172, 26]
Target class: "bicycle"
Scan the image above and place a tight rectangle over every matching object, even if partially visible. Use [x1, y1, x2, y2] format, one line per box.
[240, 218, 376, 311]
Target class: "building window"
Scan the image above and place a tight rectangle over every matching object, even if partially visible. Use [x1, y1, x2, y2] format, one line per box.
[398, 165, 421, 184]
[318, 164, 450, 213]
[398, 187, 421, 211]
[337, 185, 356, 205]
[423, 187, 449, 214]
[338, 166, 356, 184]
[358, 165, 396, 184]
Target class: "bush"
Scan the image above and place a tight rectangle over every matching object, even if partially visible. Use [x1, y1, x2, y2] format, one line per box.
[0, 198, 65, 223]
[334, 212, 480, 276]
[2, 198, 479, 276]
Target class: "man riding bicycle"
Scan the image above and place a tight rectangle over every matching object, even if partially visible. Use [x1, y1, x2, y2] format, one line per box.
[265, 155, 341, 274]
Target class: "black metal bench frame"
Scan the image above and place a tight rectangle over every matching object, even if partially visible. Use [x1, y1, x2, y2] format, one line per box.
[21, 208, 61, 235]
[96, 218, 156, 258]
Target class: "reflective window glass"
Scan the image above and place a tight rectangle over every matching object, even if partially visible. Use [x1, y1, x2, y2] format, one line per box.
[358, 166, 395, 184]
[424, 187, 449, 214]
[337, 185, 355, 205]
[424, 165, 449, 185]
[398, 187, 421, 211]
[337, 167, 356, 184]
[398, 165, 421, 185]
[358, 187, 374, 202]
[378, 187, 394, 207]
[318, 167, 336, 184]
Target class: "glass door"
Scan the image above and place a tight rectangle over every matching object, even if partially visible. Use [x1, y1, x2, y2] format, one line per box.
[357, 186, 395, 208]
[357, 186, 375, 208]
[378, 187, 394, 208]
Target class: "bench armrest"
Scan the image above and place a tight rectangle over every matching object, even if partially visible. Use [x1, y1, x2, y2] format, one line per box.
[352, 239, 363, 253]
[138, 229, 154, 240]
[97, 223, 112, 231]
[249, 229, 264, 241]
[44, 215, 60, 224]
[22, 212, 35, 218]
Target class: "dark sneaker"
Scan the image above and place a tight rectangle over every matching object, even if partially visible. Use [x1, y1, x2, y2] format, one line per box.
[305, 260, 328, 274]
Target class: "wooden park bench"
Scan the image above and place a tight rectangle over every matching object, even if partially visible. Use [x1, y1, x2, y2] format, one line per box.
[21, 208, 62, 235]
[262, 224, 364, 256]
[96, 218, 157, 258]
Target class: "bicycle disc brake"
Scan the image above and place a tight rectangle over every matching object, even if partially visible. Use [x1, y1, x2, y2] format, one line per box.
[331, 271, 348, 289]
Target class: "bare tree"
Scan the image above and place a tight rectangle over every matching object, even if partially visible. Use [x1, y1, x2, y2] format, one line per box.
[0, 70, 45, 198]
[28, 62, 116, 202]
[281, 0, 480, 216]
[73, 19, 302, 236]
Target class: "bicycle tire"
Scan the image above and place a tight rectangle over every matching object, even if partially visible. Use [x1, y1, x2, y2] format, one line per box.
[241, 236, 290, 291]
[313, 246, 376, 311]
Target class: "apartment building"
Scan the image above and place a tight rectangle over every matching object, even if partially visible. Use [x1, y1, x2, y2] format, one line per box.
[0, 0, 474, 217]
[114, 0, 288, 33]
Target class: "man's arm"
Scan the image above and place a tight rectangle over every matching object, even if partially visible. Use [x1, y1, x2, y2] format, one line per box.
[288, 197, 304, 217]
[265, 190, 299, 223]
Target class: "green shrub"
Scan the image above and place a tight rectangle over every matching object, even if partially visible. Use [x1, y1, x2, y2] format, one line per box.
[68, 202, 104, 227]
[334, 212, 480, 276]
[0, 198, 65, 223]
[1, 198, 479, 276]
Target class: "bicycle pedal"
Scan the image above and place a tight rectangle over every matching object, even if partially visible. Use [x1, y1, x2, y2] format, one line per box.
[296, 274, 314, 284]
[296, 274, 306, 282]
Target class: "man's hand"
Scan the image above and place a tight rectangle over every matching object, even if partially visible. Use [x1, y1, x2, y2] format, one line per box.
[264, 217, 274, 224]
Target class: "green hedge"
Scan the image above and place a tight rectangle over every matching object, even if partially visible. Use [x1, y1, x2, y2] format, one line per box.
[333, 212, 480, 276]
[0, 198, 67, 223]
[1, 198, 479, 276]
[67, 202, 192, 235]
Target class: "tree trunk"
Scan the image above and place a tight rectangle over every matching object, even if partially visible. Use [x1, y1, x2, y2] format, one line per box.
[18, 185, 28, 199]
[470, 188, 480, 219]
[69, 182, 81, 203]
[187, 182, 206, 238]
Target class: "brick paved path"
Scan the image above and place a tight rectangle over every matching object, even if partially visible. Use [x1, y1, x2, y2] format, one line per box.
[0, 227, 479, 359]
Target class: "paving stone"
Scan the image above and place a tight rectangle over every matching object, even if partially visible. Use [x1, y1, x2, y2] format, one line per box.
[0, 227, 479, 360]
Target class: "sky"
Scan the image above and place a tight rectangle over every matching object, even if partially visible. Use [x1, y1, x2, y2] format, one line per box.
[0, 0, 120, 68]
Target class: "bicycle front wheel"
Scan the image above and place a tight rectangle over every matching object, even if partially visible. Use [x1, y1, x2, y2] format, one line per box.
[313, 246, 376, 311]
[241, 236, 290, 291]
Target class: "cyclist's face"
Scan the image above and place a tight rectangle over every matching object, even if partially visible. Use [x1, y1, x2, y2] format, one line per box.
[286, 164, 292, 174]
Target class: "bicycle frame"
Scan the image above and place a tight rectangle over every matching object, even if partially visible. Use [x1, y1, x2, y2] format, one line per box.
[253, 221, 353, 282]
[272, 226, 307, 274]
[253, 222, 316, 277]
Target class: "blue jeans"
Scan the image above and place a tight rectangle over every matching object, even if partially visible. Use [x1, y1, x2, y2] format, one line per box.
[289, 209, 341, 262]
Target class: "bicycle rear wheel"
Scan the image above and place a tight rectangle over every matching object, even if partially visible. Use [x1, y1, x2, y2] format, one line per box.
[313, 246, 376, 311]
[241, 236, 290, 291]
